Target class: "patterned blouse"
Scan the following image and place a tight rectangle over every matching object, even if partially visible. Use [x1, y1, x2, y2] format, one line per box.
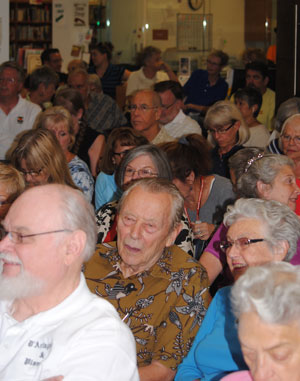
[84, 242, 210, 370]
[68, 155, 94, 202]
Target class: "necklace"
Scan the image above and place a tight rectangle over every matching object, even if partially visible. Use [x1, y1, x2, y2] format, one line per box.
[184, 176, 204, 226]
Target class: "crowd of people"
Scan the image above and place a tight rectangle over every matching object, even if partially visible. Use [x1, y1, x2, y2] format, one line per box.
[0, 43, 300, 381]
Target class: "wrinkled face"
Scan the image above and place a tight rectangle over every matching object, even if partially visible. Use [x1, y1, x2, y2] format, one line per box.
[259, 165, 300, 212]
[112, 141, 135, 167]
[20, 159, 50, 188]
[209, 121, 240, 150]
[226, 218, 276, 280]
[158, 90, 181, 125]
[281, 117, 300, 158]
[123, 155, 158, 186]
[0, 68, 23, 99]
[206, 54, 222, 76]
[117, 186, 176, 274]
[239, 311, 300, 381]
[91, 50, 107, 67]
[235, 98, 255, 120]
[145, 53, 163, 72]
[68, 73, 89, 102]
[0, 183, 12, 221]
[48, 52, 63, 73]
[130, 92, 161, 134]
[45, 121, 71, 153]
[246, 69, 267, 93]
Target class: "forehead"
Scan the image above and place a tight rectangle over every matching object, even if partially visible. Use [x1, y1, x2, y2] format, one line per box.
[132, 92, 154, 105]
[50, 52, 62, 61]
[0, 67, 18, 78]
[246, 69, 263, 79]
[46, 119, 68, 132]
[274, 164, 294, 178]
[68, 74, 86, 85]
[283, 117, 300, 133]
[227, 217, 267, 238]
[127, 154, 156, 169]
[208, 54, 221, 64]
[160, 89, 175, 102]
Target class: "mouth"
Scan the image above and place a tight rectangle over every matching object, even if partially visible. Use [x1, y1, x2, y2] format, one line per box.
[124, 243, 141, 253]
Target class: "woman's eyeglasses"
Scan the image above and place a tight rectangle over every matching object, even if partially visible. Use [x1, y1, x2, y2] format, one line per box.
[219, 237, 265, 252]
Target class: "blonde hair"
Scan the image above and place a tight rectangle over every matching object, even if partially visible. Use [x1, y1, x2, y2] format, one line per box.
[0, 163, 25, 202]
[204, 100, 250, 145]
[34, 106, 75, 150]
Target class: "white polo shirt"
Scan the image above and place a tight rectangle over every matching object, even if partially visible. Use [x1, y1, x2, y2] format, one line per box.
[0, 96, 41, 160]
[0, 274, 139, 381]
[162, 109, 202, 138]
[126, 67, 169, 96]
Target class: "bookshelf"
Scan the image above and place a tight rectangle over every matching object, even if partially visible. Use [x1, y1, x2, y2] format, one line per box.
[10, 0, 52, 61]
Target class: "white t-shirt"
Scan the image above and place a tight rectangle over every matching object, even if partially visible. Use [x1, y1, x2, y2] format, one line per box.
[243, 124, 270, 148]
[0, 96, 41, 160]
[162, 109, 202, 138]
[0, 274, 139, 381]
[126, 67, 169, 96]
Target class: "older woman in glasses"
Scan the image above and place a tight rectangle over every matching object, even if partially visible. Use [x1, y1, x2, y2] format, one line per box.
[175, 198, 300, 381]
[204, 101, 249, 178]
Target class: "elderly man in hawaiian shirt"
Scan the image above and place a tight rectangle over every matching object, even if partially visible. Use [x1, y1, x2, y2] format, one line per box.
[85, 178, 210, 381]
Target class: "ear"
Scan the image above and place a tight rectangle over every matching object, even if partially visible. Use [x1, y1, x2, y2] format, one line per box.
[63, 230, 87, 266]
[165, 222, 182, 247]
[256, 180, 271, 199]
[77, 108, 84, 120]
[273, 240, 289, 262]
[155, 107, 162, 121]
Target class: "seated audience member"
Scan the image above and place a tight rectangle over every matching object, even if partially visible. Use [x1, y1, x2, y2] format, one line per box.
[234, 87, 270, 148]
[154, 80, 202, 138]
[0, 61, 41, 160]
[0, 184, 139, 380]
[244, 61, 275, 131]
[200, 151, 300, 286]
[204, 101, 249, 178]
[241, 48, 267, 65]
[41, 48, 68, 85]
[95, 144, 195, 257]
[176, 198, 300, 381]
[54, 87, 104, 176]
[222, 262, 300, 381]
[95, 127, 148, 210]
[89, 42, 131, 99]
[126, 46, 177, 96]
[85, 178, 210, 381]
[130, 89, 174, 144]
[25, 66, 58, 109]
[34, 106, 94, 201]
[67, 59, 88, 74]
[10, 128, 77, 190]
[160, 135, 235, 259]
[68, 68, 127, 135]
[0, 162, 25, 220]
[184, 50, 229, 116]
[88, 73, 102, 94]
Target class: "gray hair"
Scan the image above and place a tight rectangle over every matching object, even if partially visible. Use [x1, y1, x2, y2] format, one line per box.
[29, 66, 59, 91]
[130, 89, 162, 107]
[118, 177, 184, 232]
[204, 101, 249, 145]
[224, 198, 300, 262]
[231, 262, 300, 325]
[115, 144, 172, 188]
[0, 61, 25, 83]
[237, 154, 294, 198]
[56, 185, 97, 261]
[274, 97, 300, 132]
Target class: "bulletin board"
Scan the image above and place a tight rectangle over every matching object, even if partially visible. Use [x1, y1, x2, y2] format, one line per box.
[177, 13, 212, 51]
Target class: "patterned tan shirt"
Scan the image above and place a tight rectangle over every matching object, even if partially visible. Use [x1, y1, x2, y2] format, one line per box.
[84, 242, 210, 370]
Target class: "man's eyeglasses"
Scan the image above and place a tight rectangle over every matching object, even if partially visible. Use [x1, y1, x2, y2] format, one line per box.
[162, 100, 177, 110]
[208, 121, 236, 135]
[0, 78, 17, 84]
[0, 226, 73, 244]
[113, 149, 131, 157]
[281, 134, 300, 145]
[219, 237, 266, 252]
[20, 168, 43, 177]
[128, 104, 158, 113]
[124, 168, 158, 178]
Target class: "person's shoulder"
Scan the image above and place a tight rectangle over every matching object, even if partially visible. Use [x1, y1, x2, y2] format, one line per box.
[213, 174, 233, 187]
[19, 96, 41, 113]
[70, 155, 90, 170]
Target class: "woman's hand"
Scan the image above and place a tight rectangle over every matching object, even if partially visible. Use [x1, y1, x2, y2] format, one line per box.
[191, 222, 215, 241]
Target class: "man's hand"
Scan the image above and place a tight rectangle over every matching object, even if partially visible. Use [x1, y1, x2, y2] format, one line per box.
[139, 360, 175, 381]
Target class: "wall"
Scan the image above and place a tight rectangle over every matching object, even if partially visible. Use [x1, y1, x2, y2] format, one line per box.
[0, 0, 9, 63]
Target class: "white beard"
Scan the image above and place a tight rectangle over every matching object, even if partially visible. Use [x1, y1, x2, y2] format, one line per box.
[0, 252, 45, 301]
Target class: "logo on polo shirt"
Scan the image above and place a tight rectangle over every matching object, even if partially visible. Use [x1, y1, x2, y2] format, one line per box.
[17, 116, 24, 124]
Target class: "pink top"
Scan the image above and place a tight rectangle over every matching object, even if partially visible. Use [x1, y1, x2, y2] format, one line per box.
[221, 371, 253, 380]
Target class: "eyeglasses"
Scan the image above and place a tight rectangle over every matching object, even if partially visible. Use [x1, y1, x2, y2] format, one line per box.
[128, 104, 158, 112]
[124, 167, 158, 178]
[0, 78, 17, 84]
[20, 168, 43, 177]
[219, 237, 265, 252]
[208, 121, 235, 135]
[207, 59, 221, 67]
[0, 200, 10, 206]
[0, 226, 73, 244]
[113, 149, 131, 157]
[281, 134, 300, 145]
[162, 100, 177, 110]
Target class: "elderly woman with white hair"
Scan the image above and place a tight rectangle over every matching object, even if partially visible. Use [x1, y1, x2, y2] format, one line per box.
[222, 261, 300, 381]
[175, 198, 300, 381]
[204, 100, 250, 178]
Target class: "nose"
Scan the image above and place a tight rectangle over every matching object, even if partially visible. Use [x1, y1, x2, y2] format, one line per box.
[0, 232, 13, 251]
[252, 355, 273, 381]
[131, 170, 141, 180]
[294, 181, 300, 195]
[129, 221, 142, 239]
[226, 242, 241, 259]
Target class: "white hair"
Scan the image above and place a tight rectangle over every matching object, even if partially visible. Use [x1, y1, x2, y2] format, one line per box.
[231, 262, 300, 325]
[224, 198, 300, 261]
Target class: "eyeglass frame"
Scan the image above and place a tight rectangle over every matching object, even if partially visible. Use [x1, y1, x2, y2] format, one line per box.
[128, 104, 158, 113]
[161, 99, 177, 110]
[19, 168, 44, 177]
[219, 237, 266, 252]
[0, 77, 18, 84]
[124, 167, 158, 178]
[113, 149, 131, 157]
[281, 133, 300, 145]
[0, 225, 73, 244]
[208, 120, 236, 135]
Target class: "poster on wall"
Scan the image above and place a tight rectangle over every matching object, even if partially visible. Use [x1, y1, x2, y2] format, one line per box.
[53, 1, 65, 26]
[74, 3, 88, 27]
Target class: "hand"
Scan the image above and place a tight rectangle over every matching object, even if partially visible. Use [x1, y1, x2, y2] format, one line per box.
[43, 377, 64, 381]
[191, 222, 215, 241]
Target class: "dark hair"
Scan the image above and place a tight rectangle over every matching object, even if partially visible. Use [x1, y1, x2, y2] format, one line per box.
[234, 87, 263, 118]
[91, 42, 114, 61]
[100, 128, 148, 175]
[41, 48, 60, 65]
[154, 80, 184, 100]
[209, 50, 229, 67]
[54, 87, 85, 116]
[245, 61, 269, 79]
[0, 61, 25, 83]
[28, 66, 59, 91]
[136, 46, 161, 67]
[159, 134, 212, 182]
